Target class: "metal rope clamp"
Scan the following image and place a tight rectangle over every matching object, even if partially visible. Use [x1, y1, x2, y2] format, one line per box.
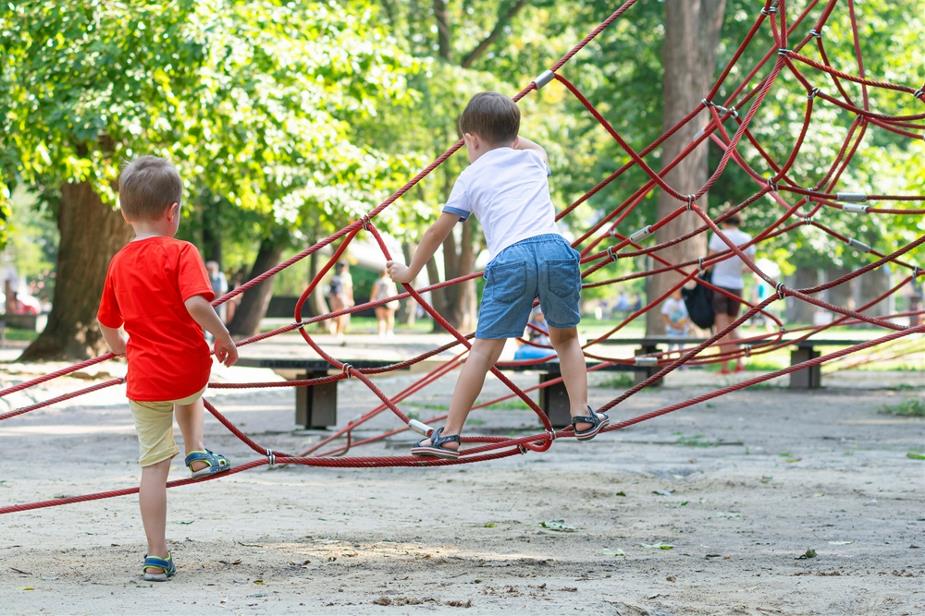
[607, 246, 619, 263]
[843, 203, 869, 214]
[629, 225, 652, 243]
[777, 48, 791, 56]
[533, 69, 555, 90]
[847, 238, 871, 253]
[761, 5, 778, 15]
[808, 87, 820, 99]
[913, 87, 924, 100]
[698, 256, 705, 274]
[360, 215, 372, 231]
[809, 28, 822, 38]
[766, 178, 780, 192]
[341, 363, 354, 378]
[408, 419, 434, 436]
[634, 356, 658, 367]
[686, 194, 695, 211]
[776, 282, 786, 300]
[265, 448, 277, 467]
[742, 344, 752, 358]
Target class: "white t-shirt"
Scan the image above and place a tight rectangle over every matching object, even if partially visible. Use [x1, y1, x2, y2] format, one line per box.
[708, 228, 755, 289]
[442, 147, 560, 259]
[660, 297, 688, 325]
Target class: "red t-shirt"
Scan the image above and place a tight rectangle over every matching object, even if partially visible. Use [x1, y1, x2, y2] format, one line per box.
[97, 237, 215, 401]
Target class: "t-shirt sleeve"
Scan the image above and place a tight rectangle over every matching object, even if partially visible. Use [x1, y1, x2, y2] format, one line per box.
[441, 175, 471, 221]
[745, 233, 756, 257]
[177, 244, 216, 302]
[708, 233, 725, 252]
[525, 149, 552, 176]
[660, 301, 671, 316]
[97, 266, 123, 328]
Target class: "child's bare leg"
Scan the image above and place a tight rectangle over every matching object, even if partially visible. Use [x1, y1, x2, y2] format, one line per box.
[139, 458, 171, 565]
[174, 398, 207, 472]
[547, 326, 591, 429]
[422, 338, 506, 448]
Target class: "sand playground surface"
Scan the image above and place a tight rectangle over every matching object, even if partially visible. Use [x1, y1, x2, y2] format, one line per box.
[1, 345, 923, 615]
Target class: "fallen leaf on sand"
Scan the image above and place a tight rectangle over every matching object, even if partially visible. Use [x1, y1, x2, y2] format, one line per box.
[640, 543, 674, 550]
[796, 548, 817, 560]
[540, 519, 576, 532]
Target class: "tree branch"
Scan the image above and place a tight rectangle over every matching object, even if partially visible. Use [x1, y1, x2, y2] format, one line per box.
[433, 0, 451, 60]
[460, 0, 528, 68]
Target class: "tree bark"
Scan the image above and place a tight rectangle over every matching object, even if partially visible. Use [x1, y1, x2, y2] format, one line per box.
[788, 267, 819, 323]
[856, 267, 891, 318]
[433, 0, 450, 61]
[646, 0, 727, 335]
[20, 182, 133, 360]
[228, 236, 285, 338]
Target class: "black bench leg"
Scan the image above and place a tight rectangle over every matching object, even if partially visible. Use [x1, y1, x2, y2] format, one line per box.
[789, 348, 821, 389]
[539, 372, 572, 429]
[295, 371, 338, 429]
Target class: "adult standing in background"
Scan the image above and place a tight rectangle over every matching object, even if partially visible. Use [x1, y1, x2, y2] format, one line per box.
[327, 261, 354, 342]
[370, 268, 398, 337]
[206, 261, 229, 323]
[707, 214, 755, 374]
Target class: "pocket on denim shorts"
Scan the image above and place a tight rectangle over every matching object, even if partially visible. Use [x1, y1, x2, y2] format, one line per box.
[488, 262, 526, 303]
[545, 258, 580, 297]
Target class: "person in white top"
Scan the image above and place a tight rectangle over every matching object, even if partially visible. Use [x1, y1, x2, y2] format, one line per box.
[387, 92, 608, 458]
[707, 214, 755, 373]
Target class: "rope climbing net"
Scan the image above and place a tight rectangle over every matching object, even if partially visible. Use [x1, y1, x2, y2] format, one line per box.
[2, 0, 923, 515]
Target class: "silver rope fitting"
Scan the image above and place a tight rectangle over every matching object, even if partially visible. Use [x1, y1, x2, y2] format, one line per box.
[634, 356, 658, 367]
[911, 265, 921, 279]
[698, 256, 705, 272]
[809, 28, 822, 38]
[728, 105, 739, 118]
[629, 225, 653, 242]
[360, 215, 372, 230]
[408, 419, 433, 436]
[808, 87, 820, 99]
[913, 87, 924, 99]
[533, 69, 555, 90]
[801, 214, 814, 225]
[847, 238, 871, 253]
[686, 194, 696, 211]
[777, 48, 791, 56]
[743, 344, 752, 357]
[776, 282, 786, 300]
[761, 6, 778, 15]
[843, 203, 869, 214]
[701, 98, 712, 108]
[766, 177, 780, 192]
[836, 192, 867, 202]
[266, 448, 277, 467]
[341, 363, 354, 378]
[607, 246, 619, 263]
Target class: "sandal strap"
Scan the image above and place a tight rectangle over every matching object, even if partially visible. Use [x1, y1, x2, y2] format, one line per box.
[185, 449, 229, 470]
[572, 406, 607, 428]
[416, 426, 460, 448]
[143, 554, 174, 573]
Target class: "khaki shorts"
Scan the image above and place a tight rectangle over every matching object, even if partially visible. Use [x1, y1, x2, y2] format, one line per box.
[129, 387, 206, 467]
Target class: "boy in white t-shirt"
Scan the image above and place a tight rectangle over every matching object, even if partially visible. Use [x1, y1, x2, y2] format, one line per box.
[707, 214, 755, 373]
[387, 92, 608, 458]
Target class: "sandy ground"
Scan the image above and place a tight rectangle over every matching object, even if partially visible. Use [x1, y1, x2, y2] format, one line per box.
[1, 344, 923, 615]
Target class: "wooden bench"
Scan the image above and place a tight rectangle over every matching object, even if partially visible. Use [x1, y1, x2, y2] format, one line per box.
[236, 356, 637, 430]
[599, 336, 872, 390]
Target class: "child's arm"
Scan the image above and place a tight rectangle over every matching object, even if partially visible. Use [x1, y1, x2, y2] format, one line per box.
[513, 136, 548, 164]
[184, 296, 239, 367]
[98, 323, 127, 356]
[386, 212, 458, 284]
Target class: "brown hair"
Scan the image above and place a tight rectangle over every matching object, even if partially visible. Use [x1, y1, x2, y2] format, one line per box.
[118, 156, 182, 220]
[458, 92, 520, 145]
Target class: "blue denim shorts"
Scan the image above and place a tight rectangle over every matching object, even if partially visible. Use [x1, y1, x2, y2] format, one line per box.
[476, 234, 582, 339]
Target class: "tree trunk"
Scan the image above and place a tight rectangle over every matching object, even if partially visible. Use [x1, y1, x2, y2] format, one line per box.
[646, 0, 727, 335]
[824, 266, 852, 309]
[856, 267, 892, 318]
[397, 241, 417, 325]
[228, 236, 285, 338]
[433, 219, 477, 332]
[306, 228, 329, 319]
[20, 182, 133, 360]
[201, 196, 222, 264]
[788, 267, 819, 323]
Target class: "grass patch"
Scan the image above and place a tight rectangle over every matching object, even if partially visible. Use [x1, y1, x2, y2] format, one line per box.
[1, 328, 38, 342]
[878, 399, 925, 417]
[598, 373, 634, 389]
[481, 399, 533, 411]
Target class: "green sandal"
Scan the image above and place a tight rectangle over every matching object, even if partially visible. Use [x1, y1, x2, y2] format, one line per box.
[185, 449, 231, 478]
[143, 553, 176, 582]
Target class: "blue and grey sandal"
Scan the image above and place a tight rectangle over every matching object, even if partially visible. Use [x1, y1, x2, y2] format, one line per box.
[410, 426, 460, 459]
[185, 449, 231, 478]
[143, 553, 176, 582]
[571, 406, 610, 441]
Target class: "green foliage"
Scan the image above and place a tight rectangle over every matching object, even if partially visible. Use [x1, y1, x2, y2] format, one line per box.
[0, 0, 423, 259]
[878, 398, 925, 417]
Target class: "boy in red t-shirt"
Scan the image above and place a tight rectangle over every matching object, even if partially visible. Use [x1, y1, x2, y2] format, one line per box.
[97, 156, 238, 581]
